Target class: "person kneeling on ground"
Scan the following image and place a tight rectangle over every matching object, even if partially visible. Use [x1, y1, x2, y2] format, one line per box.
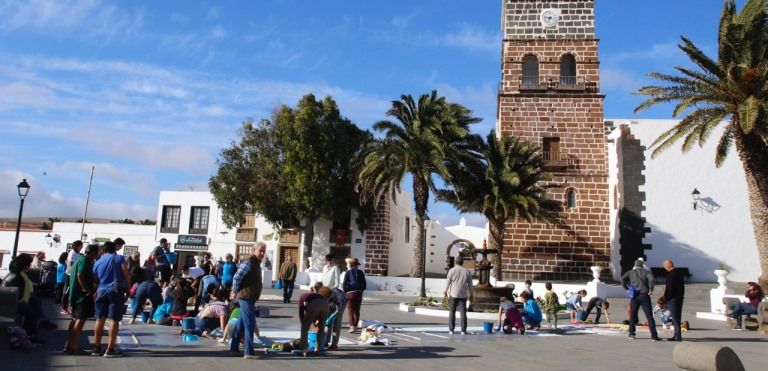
[519, 291, 542, 330]
[171, 277, 195, 325]
[196, 288, 228, 337]
[496, 296, 525, 334]
[566, 289, 587, 324]
[129, 267, 163, 324]
[298, 286, 332, 357]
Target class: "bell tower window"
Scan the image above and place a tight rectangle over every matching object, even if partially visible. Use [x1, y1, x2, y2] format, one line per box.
[560, 54, 577, 85]
[522, 55, 539, 86]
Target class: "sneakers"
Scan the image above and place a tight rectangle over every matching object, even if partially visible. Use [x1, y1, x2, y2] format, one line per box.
[103, 348, 124, 358]
[60, 309, 70, 315]
[460, 331, 467, 335]
[447, 330, 454, 334]
[650, 337, 661, 342]
[348, 326, 357, 333]
[147, 319, 155, 325]
[627, 334, 635, 339]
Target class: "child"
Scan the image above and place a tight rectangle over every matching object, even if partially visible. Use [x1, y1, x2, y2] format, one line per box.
[523, 280, 534, 298]
[654, 298, 673, 330]
[55, 252, 68, 308]
[171, 277, 195, 325]
[519, 291, 543, 330]
[566, 289, 587, 324]
[495, 296, 525, 334]
[584, 297, 611, 324]
[542, 282, 560, 328]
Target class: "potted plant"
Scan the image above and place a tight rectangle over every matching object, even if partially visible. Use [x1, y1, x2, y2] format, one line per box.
[714, 262, 730, 289]
[590, 263, 604, 282]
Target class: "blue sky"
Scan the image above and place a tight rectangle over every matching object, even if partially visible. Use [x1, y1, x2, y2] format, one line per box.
[0, 0, 738, 226]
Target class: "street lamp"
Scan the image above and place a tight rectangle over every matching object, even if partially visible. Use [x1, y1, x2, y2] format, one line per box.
[12, 179, 31, 259]
[419, 214, 430, 299]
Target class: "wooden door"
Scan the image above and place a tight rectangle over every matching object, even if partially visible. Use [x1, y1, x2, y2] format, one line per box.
[279, 246, 299, 267]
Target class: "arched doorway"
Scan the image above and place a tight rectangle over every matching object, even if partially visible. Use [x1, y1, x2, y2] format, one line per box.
[445, 239, 478, 271]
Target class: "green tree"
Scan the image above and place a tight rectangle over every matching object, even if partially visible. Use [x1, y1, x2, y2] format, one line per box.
[210, 95, 372, 269]
[635, 0, 768, 290]
[357, 91, 481, 277]
[437, 131, 563, 280]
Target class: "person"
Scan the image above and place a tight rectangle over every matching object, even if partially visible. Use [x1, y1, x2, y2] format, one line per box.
[31, 251, 46, 270]
[325, 284, 347, 350]
[622, 258, 660, 341]
[278, 255, 297, 304]
[152, 238, 172, 288]
[64, 244, 98, 355]
[195, 288, 228, 336]
[55, 252, 68, 307]
[729, 281, 765, 330]
[496, 296, 525, 335]
[128, 267, 163, 324]
[142, 255, 156, 280]
[62, 240, 84, 315]
[219, 302, 261, 344]
[342, 257, 366, 333]
[322, 254, 341, 289]
[662, 259, 685, 341]
[229, 241, 266, 360]
[519, 291, 543, 330]
[566, 289, 586, 323]
[262, 255, 272, 271]
[197, 272, 220, 311]
[654, 298, 674, 329]
[2, 254, 56, 344]
[220, 254, 237, 302]
[127, 251, 142, 287]
[113, 238, 131, 296]
[583, 296, 611, 324]
[92, 241, 130, 357]
[542, 282, 560, 328]
[201, 253, 214, 276]
[523, 279, 534, 298]
[183, 263, 205, 280]
[443, 255, 473, 335]
[298, 286, 332, 357]
[170, 277, 195, 323]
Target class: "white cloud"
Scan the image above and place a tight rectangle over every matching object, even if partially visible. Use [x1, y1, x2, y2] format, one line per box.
[600, 67, 643, 92]
[391, 12, 418, 29]
[437, 24, 500, 52]
[0, 170, 155, 220]
[0, 0, 144, 40]
[46, 162, 155, 197]
[209, 25, 225, 39]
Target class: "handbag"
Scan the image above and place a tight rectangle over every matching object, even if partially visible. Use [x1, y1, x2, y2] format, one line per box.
[275, 279, 283, 289]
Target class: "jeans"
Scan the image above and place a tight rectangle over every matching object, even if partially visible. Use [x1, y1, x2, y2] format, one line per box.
[731, 302, 757, 327]
[16, 301, 39, 336]
[300, 299, 329, 352]
[346, 291, 363, 327]
[131, 282, 163, 321]
[230, 299, 256, 355]
[195, 316, 220, 332]
[282, 280, 295, 303]
[629, 293, 658, 338]
[583, 304, 604, 323]
[666, 297, 683, 339]
[449, 297, 468, 332]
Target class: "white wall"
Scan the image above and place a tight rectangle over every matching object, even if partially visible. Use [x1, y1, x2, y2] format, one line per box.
[386, 190, 416, 277]
[427, 218, 489, 274]
[608, 119, 760, 282]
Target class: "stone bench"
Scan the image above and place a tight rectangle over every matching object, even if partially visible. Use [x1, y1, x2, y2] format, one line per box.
[672, 343, 745, 371]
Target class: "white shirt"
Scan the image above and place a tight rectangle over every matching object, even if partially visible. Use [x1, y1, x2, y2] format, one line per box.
[186, 266, 204, 279]
[66, 250, 81, 275]
[322, 265, 341, 289]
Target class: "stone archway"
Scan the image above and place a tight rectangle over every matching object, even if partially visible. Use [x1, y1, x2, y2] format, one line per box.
[445, 239, 478, 271]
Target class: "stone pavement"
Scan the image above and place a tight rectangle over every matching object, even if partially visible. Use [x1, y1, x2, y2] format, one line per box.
[2, 285, 766, 370]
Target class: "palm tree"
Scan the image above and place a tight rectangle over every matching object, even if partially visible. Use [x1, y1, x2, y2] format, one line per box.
[635, 0, 768, 290]
[437, 131, 563, 280]
[357, 90, 480, 277]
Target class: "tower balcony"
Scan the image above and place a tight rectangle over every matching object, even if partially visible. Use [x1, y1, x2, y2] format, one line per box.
[542, 151, 576, 169]
[515, 76, 597, 92]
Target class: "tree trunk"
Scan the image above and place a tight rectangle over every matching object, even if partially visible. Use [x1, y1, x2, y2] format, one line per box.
[489, 218, 505, 281]
[733, 128, 768, 292]
[410, 176, 430, 278]
[301, 218, 316, 271]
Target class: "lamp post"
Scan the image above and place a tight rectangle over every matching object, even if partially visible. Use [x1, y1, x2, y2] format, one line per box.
[419, 214, 430, 299]
[12, 179, 31, 259]
[691, 188, 701, 210]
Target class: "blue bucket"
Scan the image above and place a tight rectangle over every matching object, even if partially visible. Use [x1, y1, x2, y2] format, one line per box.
[182, 317, 195, 330]
[483, 321, 493, 334]
[308, 331, 326, 351]
[183, 334, 198, 342]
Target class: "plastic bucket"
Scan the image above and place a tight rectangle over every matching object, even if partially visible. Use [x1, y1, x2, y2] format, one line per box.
[182, 317, 195, 330]
[308, 331, 326, 351]
[483, 321, 493, 334]
[141, 311, 150, 323]
[183, 334, 198, 342]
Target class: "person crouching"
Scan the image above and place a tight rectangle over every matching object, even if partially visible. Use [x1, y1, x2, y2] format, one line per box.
[298, 286, 332, 357]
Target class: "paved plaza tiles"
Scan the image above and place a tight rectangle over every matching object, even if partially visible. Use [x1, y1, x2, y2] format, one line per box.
[2, 287, 766, 370]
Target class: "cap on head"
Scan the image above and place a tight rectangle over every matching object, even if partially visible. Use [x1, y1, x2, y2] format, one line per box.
[348, 257, 360, 266]
[634, 259, 644, 267]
